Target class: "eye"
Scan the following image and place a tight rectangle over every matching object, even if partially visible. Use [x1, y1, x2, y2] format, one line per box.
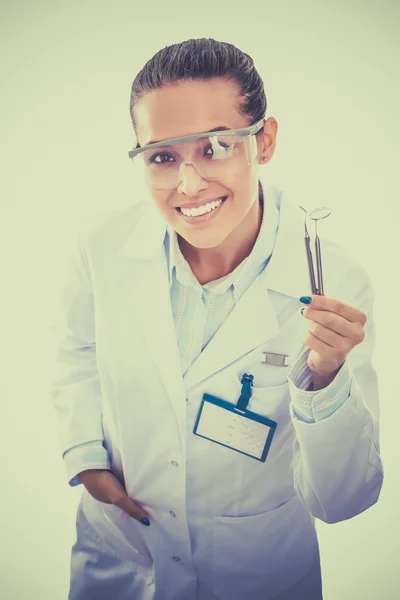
[205, 142, 231, 157]
[148, 152, 175, 164]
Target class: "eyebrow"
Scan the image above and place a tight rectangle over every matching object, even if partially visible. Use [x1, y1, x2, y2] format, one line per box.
[146, 125, 232, 146]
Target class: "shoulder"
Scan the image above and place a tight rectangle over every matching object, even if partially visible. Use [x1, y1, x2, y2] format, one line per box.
[78, 201, 152, 255]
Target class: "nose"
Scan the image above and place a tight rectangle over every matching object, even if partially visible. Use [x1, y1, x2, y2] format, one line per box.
[176, 161, 209, 196]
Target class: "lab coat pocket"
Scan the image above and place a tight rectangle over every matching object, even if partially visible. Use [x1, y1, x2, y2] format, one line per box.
[82, 490, 153, 567]
[211, 494, 316, 595]
[234, 374, 291, 426]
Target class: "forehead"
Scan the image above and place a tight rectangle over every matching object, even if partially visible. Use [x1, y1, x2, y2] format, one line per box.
[134, 78, 249, 146]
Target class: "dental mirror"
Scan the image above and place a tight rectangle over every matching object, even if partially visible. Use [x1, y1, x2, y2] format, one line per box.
[309, 207, 332, 221]
[299, 206, 332, 296]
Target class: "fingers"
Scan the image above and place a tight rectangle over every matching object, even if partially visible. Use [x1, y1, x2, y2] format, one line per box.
[113, 491, 151, 525]
[302, 295, 367, 325]
[78, 469, 151, 526]
[302, 307, 366, 344]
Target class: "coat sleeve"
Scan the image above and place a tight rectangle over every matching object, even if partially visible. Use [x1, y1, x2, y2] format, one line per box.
[50, 228, 108, 466]
[287, 267, 384, 524]
[63, 441, 110, 487]
[289, 351, 352, 422]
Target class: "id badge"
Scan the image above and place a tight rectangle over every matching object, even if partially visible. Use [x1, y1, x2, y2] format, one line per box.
[193, 374, 277, 462]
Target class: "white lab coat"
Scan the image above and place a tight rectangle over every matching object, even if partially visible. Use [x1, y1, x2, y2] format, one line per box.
[52, 184, 383, 600]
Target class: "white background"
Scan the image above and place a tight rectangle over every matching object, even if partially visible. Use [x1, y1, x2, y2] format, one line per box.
[3, 0, 400, 598]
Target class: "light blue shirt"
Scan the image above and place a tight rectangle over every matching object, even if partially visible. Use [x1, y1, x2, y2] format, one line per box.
[63, 189, 351, 486]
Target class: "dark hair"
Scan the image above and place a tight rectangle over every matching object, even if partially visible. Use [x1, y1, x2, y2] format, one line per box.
[129, 38, 267, 199]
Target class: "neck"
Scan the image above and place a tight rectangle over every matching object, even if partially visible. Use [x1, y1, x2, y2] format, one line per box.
[178, 197, 263, 285]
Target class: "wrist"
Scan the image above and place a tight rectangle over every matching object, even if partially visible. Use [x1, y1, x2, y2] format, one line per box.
[311, 369, 339, 391]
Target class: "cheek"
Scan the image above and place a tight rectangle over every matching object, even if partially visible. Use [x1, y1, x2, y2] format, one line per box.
[228, 173, 260, 213]
[229, 162, 259, 194]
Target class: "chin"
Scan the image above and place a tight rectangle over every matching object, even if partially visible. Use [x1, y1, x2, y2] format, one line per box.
[183, 229, 230, 249]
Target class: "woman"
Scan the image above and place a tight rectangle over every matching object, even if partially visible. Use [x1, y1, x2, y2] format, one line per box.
[51, 38, 383, 600]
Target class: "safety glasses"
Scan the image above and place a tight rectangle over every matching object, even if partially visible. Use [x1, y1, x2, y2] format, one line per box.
[128, 118, 266, 190]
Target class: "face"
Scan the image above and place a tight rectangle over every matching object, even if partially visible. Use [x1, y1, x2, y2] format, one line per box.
[133, 78, 278, 252]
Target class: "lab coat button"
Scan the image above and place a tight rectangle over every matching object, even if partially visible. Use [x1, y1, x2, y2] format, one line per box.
[169, 511, 176, 517]
[173, 556, 181, 561]
[171, 461, 179, 467]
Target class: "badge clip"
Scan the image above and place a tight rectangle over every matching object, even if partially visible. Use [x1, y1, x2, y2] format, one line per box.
[235, 373, 254, 413]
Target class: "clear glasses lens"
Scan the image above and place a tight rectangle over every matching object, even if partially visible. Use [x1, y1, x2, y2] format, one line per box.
[131, 133, 258, 190]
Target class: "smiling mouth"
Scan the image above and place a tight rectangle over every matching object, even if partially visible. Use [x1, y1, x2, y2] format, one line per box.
[176, 196, 228, 215]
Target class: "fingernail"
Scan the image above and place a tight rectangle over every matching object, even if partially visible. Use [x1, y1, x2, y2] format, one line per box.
[299, 296, 312, 304]
[140, 517, 150, 526]
[301, 307, 305, 315]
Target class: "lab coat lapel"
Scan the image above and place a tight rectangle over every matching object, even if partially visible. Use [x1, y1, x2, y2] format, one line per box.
[118, 204, 187, 420]
[183, 274, 279, 390]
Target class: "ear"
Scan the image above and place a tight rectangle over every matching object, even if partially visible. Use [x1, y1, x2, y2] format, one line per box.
[259, 118, 278, 164]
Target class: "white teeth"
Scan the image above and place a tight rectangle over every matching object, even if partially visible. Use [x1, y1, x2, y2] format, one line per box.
[180, 198, 225, 217]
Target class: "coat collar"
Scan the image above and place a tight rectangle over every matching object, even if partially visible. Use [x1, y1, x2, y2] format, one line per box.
[119, 182, 311, 300]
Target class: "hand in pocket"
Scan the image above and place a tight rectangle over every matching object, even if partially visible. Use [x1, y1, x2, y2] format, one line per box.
[78, 469, 151, 526]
